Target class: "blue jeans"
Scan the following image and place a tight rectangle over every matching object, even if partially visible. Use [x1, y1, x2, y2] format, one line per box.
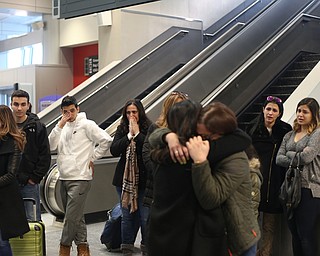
[19, 183, 41, 221]
[116, 187, 149, 246]
[241, 243, 257, 256]
[0, 230, 12, 256]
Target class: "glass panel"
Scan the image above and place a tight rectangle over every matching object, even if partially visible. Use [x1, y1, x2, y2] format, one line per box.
[32, 43, 43, 64]
[0, 52, 7, 69]
[23, 46, 32, 65]
[7, 48, 22, 68]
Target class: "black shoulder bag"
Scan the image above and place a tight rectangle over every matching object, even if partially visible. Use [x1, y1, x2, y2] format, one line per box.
[279, 152, 302, 220]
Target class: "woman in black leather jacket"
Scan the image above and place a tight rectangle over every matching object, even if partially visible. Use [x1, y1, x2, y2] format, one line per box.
[0, 105, 29, 255]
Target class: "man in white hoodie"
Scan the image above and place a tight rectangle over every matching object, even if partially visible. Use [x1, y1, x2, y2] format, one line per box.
[48, 95, 112, 256]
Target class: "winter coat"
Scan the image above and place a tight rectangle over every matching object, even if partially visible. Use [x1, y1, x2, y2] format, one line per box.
[192, 152, 261, 256]
[142, 123, 159, 207]
[0, 135, 30, 240]
[49, 112, 112, 180]
[147, 128, 253, 256]
[111, 123, 150, 189]
[147, 145, 228, 256]
[249, 157, 263, 218]
[246, 117, 292, 213]
[16, 113, 51, 185]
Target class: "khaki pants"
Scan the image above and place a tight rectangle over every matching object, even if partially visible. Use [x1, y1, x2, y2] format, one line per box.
[60, 180, 92, 246]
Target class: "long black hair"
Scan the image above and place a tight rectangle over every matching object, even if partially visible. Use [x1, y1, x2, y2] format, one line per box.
[118, 99, 151, 133]
[151, 99, 201, 163]
[247, 95, 284, 136]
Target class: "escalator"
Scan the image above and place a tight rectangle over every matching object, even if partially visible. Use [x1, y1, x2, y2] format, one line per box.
[237, 52, 320, 130]
[39, 0, 274, 135]
[40, 0, 320, 221]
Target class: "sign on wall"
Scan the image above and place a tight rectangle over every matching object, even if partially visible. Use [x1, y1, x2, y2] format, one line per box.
[84, 56, 99, 76]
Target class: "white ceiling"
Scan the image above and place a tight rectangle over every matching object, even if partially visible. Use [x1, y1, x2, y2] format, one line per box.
[0, 8, 43, 40]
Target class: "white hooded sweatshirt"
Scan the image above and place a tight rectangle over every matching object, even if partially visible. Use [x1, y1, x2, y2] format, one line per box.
[49, 112, 112, 180]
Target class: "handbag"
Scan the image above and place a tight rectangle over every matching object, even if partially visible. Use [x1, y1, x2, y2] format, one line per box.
[279, 152, 302, 220]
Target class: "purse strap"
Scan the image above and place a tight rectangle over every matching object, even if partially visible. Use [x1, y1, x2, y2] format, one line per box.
[289, 152, 301, 168]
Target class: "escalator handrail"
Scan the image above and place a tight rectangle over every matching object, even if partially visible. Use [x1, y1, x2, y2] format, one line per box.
[204, 0, 261, 38]
[43, 29, 190, 129]
[105, 22, 246, 136]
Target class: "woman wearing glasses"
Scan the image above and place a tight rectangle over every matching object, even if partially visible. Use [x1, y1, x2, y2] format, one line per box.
[110, 99, 152, 256]
[245, 96, 292, 256]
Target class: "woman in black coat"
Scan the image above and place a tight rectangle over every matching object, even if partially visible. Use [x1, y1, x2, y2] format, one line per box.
[0, 105, 29, 255]
[245, 96, 292, 256]
[110, 99, 151, 255]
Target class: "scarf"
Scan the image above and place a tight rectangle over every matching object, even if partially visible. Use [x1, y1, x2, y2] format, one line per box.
[121, 139, 139, 213]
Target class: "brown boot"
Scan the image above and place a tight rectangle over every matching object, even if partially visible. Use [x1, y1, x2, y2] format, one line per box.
[59, 244, 71, 256]
[77, 243, 90, 256]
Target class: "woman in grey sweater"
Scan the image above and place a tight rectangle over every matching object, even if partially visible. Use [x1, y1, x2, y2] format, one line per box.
[276, 97, 320, 256]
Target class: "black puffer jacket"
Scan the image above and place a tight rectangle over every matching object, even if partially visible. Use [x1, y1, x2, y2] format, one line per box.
[246, 117, 292, 213]
[17, 113, 51, 185]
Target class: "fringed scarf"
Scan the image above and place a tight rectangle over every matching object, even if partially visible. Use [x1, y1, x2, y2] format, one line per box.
[121, 139, 139, 213]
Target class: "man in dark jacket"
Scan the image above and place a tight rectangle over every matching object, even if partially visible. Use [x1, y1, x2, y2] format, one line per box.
[11, 89, 51, 221]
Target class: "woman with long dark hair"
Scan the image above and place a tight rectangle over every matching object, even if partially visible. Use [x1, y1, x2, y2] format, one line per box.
[148, 100, 229, 256]
[245, 96, 292, 256]
[0, 105, 29, 255]
[110, 99, 152, 256]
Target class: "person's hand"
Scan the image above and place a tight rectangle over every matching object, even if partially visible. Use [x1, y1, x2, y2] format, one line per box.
[129, 118, 139, 136]
[166, 132, 189, 164]
[58, 112, 71, 129]
[27, 179, 35, 185]
[89, 161, 94, 176]
[186, 136, 209, 164]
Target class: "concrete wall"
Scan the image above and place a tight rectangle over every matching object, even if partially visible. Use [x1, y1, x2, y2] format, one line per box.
[0, 64, 73, 112]
[98, 0, 245, 68]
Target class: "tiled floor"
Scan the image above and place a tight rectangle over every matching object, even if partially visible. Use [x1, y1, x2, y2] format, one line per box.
[43, 213, 142, 256]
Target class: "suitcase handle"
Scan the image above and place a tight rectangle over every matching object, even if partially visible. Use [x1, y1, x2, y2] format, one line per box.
[23, 197, 37, 221]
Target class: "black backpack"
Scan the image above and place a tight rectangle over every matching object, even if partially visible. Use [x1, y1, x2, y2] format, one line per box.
[100, 203, 122, 251]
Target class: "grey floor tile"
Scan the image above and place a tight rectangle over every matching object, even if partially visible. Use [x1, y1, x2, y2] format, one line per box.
[43, 213, 142, 256]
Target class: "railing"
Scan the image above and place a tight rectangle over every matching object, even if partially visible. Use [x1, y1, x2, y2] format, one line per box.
[201, 7, 320, 106]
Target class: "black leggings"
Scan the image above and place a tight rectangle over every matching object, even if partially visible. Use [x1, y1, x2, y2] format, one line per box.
[287, 188, 320, 256]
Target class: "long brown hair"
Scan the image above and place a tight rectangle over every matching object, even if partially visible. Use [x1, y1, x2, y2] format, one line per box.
[198, 102, 237, 136]
[293, 97, 320, 134]
[0, 105, 25, 151]
[155, 91, 188, 128]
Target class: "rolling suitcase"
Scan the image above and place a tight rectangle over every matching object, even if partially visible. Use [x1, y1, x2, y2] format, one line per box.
[100, 203, 122, 252]
[9, 198, 46, 256]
